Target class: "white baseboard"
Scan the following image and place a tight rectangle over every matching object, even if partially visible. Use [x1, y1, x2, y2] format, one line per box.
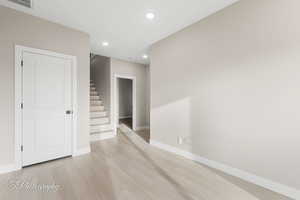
[0, 164, 19, 175]
[135, 126, 150, 131]
[1, 148, 91, 174]
[73, 146, 91, 157]
[150, 140, 300, 200]
[90, 131, 116, 142]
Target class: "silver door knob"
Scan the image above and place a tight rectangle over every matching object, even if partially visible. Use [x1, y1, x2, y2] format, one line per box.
[66, 110, 73, 114]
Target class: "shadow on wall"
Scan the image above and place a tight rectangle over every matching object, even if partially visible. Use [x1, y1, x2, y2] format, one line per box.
[150, 61, 300, 197]
[150, 18, 300, 192]
[151, 97, 192, 150]
[151, 89, 296, 199]
[150, 0, 300, 197]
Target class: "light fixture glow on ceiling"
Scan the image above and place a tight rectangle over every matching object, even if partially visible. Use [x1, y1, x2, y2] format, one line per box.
[143, 54, 148, 59]
[146, 12, 155, 20]
[102, 41, 109, 46]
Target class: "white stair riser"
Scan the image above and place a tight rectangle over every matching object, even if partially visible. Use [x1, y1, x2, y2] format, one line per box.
[90, 111, 107, 118]
[90, 131, 116, 141]
[90, 96, 100, 100]
[90, 99, 101, 103]
[90, 117, 109, 125]
[90, 106, 105, 112]
[91, 103, 102, 107]
[90, 124, 113, 133]
[90, 101, 102, 106]
[89, 80, 112, 137]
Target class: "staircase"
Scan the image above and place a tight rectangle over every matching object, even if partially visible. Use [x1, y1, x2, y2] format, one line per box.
[90, 80, 115, 141]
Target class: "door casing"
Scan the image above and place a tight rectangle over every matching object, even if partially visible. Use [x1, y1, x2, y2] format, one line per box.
[113, 74, 137, 131]
[14, 45, 78, 169]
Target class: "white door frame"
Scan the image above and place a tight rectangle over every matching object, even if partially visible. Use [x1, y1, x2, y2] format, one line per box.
[114, 74, 137, 131]
[14, 45, 78, 169]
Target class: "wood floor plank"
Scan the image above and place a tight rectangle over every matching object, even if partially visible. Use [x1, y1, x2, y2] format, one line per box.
[0, 129, 292, 200]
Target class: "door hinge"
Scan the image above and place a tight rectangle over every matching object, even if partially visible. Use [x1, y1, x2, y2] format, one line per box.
[21, 103, 23, 109]
[21, 60, 23, 67]
[21, 145, 23, 152]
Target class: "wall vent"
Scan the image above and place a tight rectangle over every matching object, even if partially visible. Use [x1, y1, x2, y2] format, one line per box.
[8, 0, 32, 8]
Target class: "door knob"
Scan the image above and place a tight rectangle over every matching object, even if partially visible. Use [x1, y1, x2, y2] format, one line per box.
[66, 110, 73, 114]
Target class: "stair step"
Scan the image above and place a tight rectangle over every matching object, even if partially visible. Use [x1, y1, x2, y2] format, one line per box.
[90, 124, 113, 133]
[90, 100, 102, 106]
[90, 87, 96, 91]
[90, 117, 109, 125]
[90, 96, 100, 100]
[90, 105, 105, 112]
[90, 95, 100, 98]
[90, 131, 116, 141]
[90, 91, 98, 96]
[90, 111, 107, 118]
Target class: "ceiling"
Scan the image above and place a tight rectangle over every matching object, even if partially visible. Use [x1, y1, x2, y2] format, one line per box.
[0, 0, 238, 64]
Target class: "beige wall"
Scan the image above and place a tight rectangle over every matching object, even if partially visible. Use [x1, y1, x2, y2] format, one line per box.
[111, 58, 149, 129]
[0, 6, 90, 165]
[145, 65, 151, 127]
[150, 0, 300, 191]
[91, 55, 111, 118]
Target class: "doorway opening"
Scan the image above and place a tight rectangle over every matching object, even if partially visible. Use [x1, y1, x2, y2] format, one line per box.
[114, 75, 150, 143]
[117, 77, 134, 129]
[114, 74, 136, 133]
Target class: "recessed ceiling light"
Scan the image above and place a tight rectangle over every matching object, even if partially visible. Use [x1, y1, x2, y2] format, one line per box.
[146, 12, 155, 20]
[143, 54, 148, 59]
[102, 41, 109, 46]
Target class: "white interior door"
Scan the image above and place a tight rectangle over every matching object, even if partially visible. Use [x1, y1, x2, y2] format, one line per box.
[22, 51, 73, 167]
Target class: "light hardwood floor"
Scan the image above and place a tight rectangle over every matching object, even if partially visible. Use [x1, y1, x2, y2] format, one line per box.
[135, 129, 150, 143]
[0, 130, 292, 200]
[119, 118, 133, 129]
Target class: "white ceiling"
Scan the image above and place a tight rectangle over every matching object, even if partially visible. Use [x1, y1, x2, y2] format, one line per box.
[0, 0, 238, 64]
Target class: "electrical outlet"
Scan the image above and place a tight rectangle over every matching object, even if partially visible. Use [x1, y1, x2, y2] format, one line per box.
[177, 136, 183, 144]
[178, 136, 192, 145]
